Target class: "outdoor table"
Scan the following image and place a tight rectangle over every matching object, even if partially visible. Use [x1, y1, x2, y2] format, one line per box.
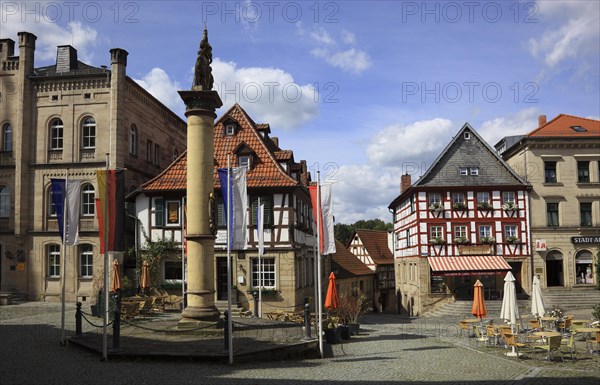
[540, 316, 558, 329]
[533, 331, 561, 338]
[463, 319, 482, 337]
[571, 320, 591, 326]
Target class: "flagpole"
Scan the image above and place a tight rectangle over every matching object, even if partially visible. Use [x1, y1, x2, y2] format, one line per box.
[60, 169, 68, 345]
[181, 196, 186, 309]
[258, 197, 262, 318]
[102, 153, 109, 361]
[316, 171, 324, 358]
[226, 155, 233, 364]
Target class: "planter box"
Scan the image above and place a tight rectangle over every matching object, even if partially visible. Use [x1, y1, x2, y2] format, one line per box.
[324, 328, 342, 344]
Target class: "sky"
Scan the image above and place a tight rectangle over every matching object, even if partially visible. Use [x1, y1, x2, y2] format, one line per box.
[2, 0, 599, 224]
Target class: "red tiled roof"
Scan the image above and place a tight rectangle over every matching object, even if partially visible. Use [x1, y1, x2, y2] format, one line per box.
[354, 229, 393, 265]
[141, 103, 301, 192]
[274, 150, 293, 161]
[527, 114, 599, 138]
[331, 240, 375, 279]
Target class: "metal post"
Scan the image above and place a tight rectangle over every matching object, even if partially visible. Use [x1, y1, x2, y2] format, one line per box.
[223, 310, 229, 351]
[253, 291, 259, 317]
[75, 302, 82, 338]
[112, 291, 121, 352]
[304, 302, 311, 340]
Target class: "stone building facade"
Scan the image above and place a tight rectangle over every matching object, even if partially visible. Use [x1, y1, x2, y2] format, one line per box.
[0, 32, 186, 301]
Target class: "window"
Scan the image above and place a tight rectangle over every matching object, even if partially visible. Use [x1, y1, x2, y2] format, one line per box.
[216, 196, 226, 228]
[279, 162, 287, 171]
[48, 188, 57, 216]
[79, 244, 93, 277]
[405, 229, 411, 247]
[580, 203, 592, 227]
[504, 225, 517, 238]
[0, 186, 10, 217]
[477, 192, 490, 204]
[577, 161, 590, 183]
[464, 132, 471, 139]
[251, 257, 275, 288]
[166, 200, 180, 225]
[429, 193, 441, 205]
[164, 261, 183, 281]
[544, 161, 557, 183]
[129, 125, 137, 155]
[238, 155, 251, 169]
[49, 118, 63, 150]
[454, 225, 467, 239]
[452, 192, 465, 204]
[81, 184, 95, 216]
[47, 244, 61, 277]
[479, 225, 492, 239]
[154, 143, 160, 166]
[250, 196, 272, 226]
[459, 167, 468, 176]
[146, 140, 153, 162]
[502, 191, 515, 204]
[546, 203, 559, 227]
[470, 167, 479, 176]
[430, 226, 443, 238]
[225, 123, 236, 136]
[2, 123, 12, 152]
[154, 198, 165, 227]
[81, 117, 96, 149]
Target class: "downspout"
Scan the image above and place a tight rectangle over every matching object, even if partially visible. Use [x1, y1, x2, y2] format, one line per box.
[523, 141, 535, 291]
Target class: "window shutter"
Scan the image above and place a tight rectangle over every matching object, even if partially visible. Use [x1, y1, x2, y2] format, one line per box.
[155, 198, 164, 227]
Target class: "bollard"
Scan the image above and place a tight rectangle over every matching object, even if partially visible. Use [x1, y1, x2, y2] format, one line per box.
[304, 302, 311, 340]
[112, 308, 120, 352]
[75, 302, 82, 338]
[223, 310, 229, 351]
[253, 291, 259, 318]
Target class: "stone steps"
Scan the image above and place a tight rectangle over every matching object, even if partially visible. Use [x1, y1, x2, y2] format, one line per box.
[215, 300, 249, 318]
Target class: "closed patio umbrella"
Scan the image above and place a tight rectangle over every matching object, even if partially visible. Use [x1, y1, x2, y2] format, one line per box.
[141, 260, 151, 292]
[500, 271, 521, 357]
[324, 272, 338, 310]
[531, 275, 545, 319]
[471, 280, 487, 321]
[111, 259, 122, 292]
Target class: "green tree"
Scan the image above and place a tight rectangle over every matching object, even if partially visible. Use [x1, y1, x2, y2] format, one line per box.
[334, 219, 393, 245]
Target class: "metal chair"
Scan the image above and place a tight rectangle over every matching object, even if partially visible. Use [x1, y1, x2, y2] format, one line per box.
[560, 331, 577, 360]
[538, 335, 564, 362]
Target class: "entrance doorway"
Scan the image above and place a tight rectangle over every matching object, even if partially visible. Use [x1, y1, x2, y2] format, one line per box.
[508, 262, 523, 294]
[545, 251, 564, 287]
[216, 257, 229, 300]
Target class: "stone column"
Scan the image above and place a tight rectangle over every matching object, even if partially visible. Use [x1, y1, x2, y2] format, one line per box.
[178, 90, 222, 322]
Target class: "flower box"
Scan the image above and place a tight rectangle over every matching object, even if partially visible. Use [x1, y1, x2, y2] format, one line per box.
[428, 203, 444, 213]
[454, 237, 471, 244]
[452, 202, 468, 210]
[502, 202, 518, 211]
[480, 236, 495, 245]
[430, 237, 447, 245]
[506, 236, 520, 244]
[477, 202, 493, 211]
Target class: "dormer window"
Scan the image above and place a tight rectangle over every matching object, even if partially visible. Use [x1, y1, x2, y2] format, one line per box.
[464, 132, 471, 140]
[225, 123, 236, 136]
[239, 155, 251, 169]
[470, 167, 479, 176]
[279, 162, 288, 171]
[460, 167, 468, 175]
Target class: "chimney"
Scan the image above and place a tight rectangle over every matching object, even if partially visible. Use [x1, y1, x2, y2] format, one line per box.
[271, 137, 279, 148]
[538, 115, 547, 127]
[401, 174, 411, 193]
[56, 45, 78, 72]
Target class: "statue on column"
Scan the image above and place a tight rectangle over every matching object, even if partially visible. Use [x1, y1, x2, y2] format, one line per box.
[193, 27, 214, 91]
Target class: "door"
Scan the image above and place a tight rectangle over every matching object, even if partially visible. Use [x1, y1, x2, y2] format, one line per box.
[509, 262, 523, 294]
[545, 251, 564, 287]
[216, 258, 228, 300]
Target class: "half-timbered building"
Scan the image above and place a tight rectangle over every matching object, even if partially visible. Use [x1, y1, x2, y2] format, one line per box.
[131, 103, 318, 313]
[388, 123, 531, 316]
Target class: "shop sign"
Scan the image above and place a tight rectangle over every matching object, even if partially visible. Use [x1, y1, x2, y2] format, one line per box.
[571, 236, 600, 244]
[535, 239, 547, 251]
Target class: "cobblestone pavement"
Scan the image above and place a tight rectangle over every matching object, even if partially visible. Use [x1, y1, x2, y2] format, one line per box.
[1, 302, 598, 385]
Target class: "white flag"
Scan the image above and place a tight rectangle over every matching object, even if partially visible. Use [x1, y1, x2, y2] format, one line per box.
[320, 184, 336, 255]
[65, 180, 81, 245]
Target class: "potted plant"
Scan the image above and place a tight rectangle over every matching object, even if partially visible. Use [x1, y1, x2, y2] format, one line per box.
[480, 236, 495, 245]
[454, 236, 471, 244]
[502, 202, 518, 211]
[323, 315, 342, 344]
[477, 202, 493, 211]
[430, 237, 447, 245]
[506, 236, 520, 244]
[339, 291, 370, 336]
[428, 202, 444, 213]
[452, 202, 467, 211]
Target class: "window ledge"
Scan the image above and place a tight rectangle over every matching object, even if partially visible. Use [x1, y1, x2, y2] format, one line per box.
[542, 182, 563, 187]
[576, 182, 600, 187]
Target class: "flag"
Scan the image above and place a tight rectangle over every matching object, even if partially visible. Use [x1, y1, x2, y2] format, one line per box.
[257, 202, 264, 256]
[217, 167, 248, 250]
[309, 183, 336, 255]
[96, 170, 125, 253]
[51, 179, 81, 245]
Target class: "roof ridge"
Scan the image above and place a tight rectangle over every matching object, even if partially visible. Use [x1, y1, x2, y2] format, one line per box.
[140, 150, 187, 190]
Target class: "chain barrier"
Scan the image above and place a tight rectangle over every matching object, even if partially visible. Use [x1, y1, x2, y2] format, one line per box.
[260, 302, 305, 310]
[81, 312, 113, 328]
[120, 318, 220, 333]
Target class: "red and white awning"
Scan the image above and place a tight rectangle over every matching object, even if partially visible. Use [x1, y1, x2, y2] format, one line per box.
[428, 256, 511, 276]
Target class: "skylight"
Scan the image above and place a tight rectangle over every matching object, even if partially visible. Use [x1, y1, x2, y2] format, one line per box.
[570, 125, 587, 133]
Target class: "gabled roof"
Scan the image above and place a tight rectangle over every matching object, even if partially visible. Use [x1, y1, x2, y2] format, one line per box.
[352, 229, 393, 265]
[526, 114, 599, 138]
[389, 123, 529, 209]
[331, 241, 375, 279]
[139, 103, 303, 192]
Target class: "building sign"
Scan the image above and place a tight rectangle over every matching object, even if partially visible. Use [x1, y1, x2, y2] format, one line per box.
[458, 245, 492, 255]
[535, 239, 547, 251]
[571, 236, 600, 244]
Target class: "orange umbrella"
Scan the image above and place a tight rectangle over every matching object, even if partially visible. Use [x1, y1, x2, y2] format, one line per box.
[111, 259, 122, 292]
[324, 272, 338, 310]
[471, 279, 487, 320]
[140, 260, 151, 290]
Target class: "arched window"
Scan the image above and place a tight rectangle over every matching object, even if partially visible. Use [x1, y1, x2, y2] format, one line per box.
[81, 117, 96, 149]
[0, 185, 10, 217]
[81, 184, 95, 216]
[49, 118, 64, 150]
[79, 244, 93, 277]
[129, 125, 137, 155]
[575, 250, 594, 285]
[2, 123, 12, 152]
[47, 244, 61, 277]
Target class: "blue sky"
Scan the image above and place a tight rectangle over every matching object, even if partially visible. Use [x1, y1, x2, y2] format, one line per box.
[3, 0, 599, 223]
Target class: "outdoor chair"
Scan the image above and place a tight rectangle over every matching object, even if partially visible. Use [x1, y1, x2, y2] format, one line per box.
[529, 319, 542, 331]
[502, 333, 528, 358]
[485, 325, 500, 347]
[139, 298, 155, 317]
[560, 331, 577, 360]
[473, 326, 488, 345]
[537, 335, 564, 362]
[557, 315, 573, 333]
[459, 321, 470, 337]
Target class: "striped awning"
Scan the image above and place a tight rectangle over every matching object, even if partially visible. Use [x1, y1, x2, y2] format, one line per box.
[428, 256, 511, 276]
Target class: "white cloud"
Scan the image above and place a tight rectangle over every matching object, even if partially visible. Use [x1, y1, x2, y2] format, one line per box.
[211, 58, 319, 130]
[308, 27, 372, 74]
[366, 118, 454, 167]
[478, 108, 540, 146]
[133, 68, 183, 115]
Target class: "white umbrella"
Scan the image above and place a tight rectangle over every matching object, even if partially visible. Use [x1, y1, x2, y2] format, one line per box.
[531, 275, 545, 319]
[500, 271, 521, 357]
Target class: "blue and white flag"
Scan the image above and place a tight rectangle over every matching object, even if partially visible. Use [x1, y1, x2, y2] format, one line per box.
[51, 179, 81, 245]
[217, 167, 248, 250]
[257, 202, 264, 256]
